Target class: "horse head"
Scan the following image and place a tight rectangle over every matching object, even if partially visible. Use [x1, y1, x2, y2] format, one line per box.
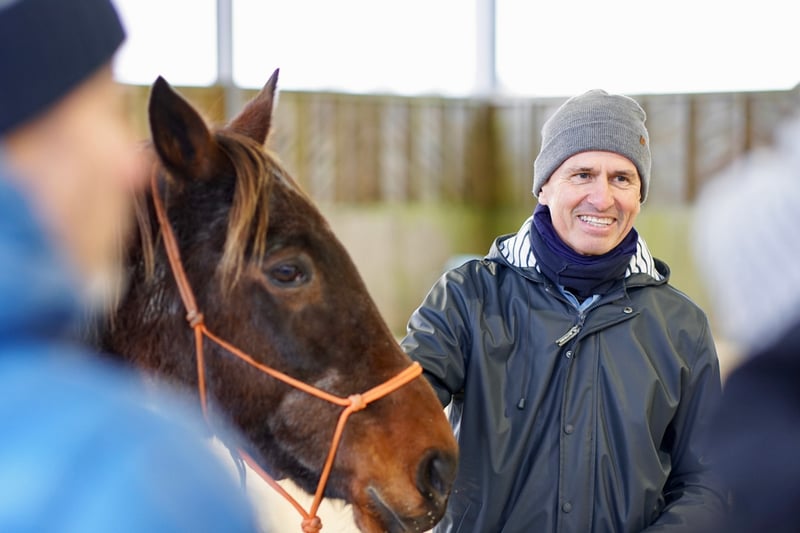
[103, 70, 458, 533]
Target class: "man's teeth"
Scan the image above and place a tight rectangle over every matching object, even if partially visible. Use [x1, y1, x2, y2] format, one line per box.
[579, 215, 612, 226]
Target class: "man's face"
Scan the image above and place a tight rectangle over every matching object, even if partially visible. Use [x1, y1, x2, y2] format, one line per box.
[538, 151, 641, 256]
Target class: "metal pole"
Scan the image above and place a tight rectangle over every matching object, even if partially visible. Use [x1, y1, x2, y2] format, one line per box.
[475, 0, 497, 96]
[216, 0, 241, 119]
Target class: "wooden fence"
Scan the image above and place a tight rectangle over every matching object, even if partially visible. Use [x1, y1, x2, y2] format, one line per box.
[124, 83, 800, 207]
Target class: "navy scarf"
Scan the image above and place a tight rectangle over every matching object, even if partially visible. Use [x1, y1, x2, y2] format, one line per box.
[530, 204, 638, 298]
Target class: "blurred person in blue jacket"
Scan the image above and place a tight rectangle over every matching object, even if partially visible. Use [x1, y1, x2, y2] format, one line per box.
[0, 0, 262, 531]
[693, 116, 800, 533]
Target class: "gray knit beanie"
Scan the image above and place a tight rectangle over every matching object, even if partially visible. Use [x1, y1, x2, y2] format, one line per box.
[532, 89, 651, 202]
[0, 0, 125, 136]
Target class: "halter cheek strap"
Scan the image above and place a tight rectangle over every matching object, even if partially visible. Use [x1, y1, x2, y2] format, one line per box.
[149, 170, 422, 532]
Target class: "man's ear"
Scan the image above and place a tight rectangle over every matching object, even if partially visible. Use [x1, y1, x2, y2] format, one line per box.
[537, 183, 550, 205]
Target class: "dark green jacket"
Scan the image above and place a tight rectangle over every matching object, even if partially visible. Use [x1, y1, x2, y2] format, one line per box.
[402, 223, 726, 533]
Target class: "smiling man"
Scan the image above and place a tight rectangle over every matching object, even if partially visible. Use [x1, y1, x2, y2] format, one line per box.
[402, 90, 727, 532]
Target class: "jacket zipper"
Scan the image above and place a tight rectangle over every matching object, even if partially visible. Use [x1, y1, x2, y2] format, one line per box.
[555, 314, 586, 347]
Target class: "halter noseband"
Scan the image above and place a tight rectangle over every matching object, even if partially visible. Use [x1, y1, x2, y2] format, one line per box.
[149, 170, 423, 533]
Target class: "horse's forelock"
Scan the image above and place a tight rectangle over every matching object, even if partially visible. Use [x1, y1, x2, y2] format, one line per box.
[133, 132, 305, 295]
[189, 130, 311, 291]
[215, 132, 273, 288]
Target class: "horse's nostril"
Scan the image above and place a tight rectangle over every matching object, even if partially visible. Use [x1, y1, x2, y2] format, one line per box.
[417, 449, 457, 505]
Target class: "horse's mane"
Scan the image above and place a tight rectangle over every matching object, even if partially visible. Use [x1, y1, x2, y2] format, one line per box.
[133, 130, 306, 291]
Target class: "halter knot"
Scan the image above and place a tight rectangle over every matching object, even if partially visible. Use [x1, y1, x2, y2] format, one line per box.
[301, 516, 323, 533]
[186, 310, 205, 327]
[348, 393, 366, 412]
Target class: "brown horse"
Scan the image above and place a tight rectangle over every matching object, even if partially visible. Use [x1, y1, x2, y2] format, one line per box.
[99, 70, 457, 533]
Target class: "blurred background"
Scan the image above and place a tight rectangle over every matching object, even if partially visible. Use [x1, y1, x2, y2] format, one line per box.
[108, 2, 798, 529]
[111, 0, 799, 379]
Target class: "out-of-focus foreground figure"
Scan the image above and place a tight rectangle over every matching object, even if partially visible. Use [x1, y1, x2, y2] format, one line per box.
[0, 0, 261, 531]
[693, 115, 800, 533]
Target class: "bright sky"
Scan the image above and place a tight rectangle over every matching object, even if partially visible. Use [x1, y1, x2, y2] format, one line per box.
[111, 0, 798, 97]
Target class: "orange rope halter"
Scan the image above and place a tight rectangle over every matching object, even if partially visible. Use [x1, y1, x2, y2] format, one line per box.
[149, 171, 422, 532]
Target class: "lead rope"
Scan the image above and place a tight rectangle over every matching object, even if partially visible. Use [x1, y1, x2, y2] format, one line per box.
[149, 170, 422, 532]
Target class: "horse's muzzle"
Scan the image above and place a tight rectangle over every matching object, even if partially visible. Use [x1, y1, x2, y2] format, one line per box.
[417, 448, 458, 513]
[364, 447, 457, 532]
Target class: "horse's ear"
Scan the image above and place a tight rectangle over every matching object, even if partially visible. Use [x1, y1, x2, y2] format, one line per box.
[227, 68, 279, 146]
[148, 76, 218, 180]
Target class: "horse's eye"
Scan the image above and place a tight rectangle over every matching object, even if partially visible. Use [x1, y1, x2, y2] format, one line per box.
[267, 262, 309, 287]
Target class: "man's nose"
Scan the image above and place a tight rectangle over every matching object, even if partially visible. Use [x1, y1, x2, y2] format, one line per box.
[586, 176, 615, 210]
